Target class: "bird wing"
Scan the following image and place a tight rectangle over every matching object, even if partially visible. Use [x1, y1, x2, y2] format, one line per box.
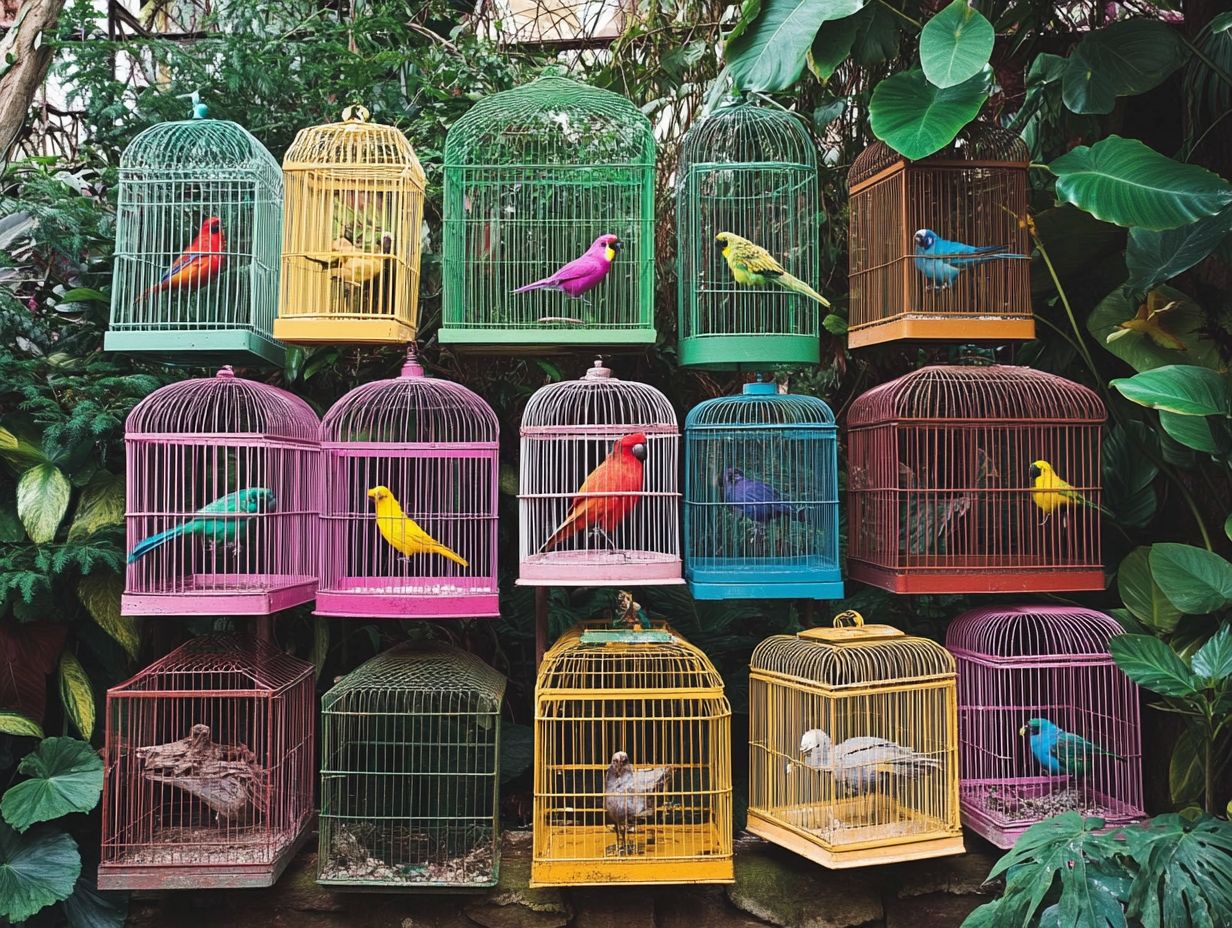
[736, 243, 787, 277]
[730, 477, 784, 505]
[196, 491, 248, 516]
[548, 253, 603, 284]
[929, 238, 1007, 257]
[1051, 731, 1100, 762]
[837, 737, 939, 772]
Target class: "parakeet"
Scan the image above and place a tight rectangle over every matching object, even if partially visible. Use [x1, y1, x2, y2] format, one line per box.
[512, 233, 621, 299]
[714, 232, 830, 306]
[1021, 718, 1121, 777]
[540, 433, 647, 552]
[604, 751, 672, 854]
[368, 486, 468, 568]
[1029, 459, 1109, 523]
[139, 216, 225, 300]
[799, 728, 941, 796]
[722, 467, 805, 524]
[913, 228, 1028, 290]
[127, 487, 275, 564]
[305, 233, 393, 288]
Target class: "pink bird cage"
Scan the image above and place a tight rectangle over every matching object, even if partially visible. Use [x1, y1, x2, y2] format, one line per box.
[316, 349, 500, 618]
[123, 366, 321, 616]
[519, 358, 682, 586]
[946, 605, 1145, 849]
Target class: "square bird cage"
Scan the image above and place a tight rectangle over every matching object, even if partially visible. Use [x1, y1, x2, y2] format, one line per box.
[441, 75, 656, 351]
[748, 611, 963, 869]
[106, 102, 285, 367]
[532, 621, 733, 886]
[317, 349, 500, 619]
[276, 105, 425, 346]
[845, 361, 1106, 594]
[318, 642, 507, 890]
[684, 378, 842, 600]
[846, 125, 1032, 349]
[100, 635, 315, 889]
[122, 366, 321, 616]
[677, 99, 822, 369]
[519, 358, 682, 586]
[946, 605, 1144, 849]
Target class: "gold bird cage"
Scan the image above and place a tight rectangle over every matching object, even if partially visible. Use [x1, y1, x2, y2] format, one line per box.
[276, 106, 425, 345]
[747, 611, 963, 869]
[532, 620, 733, 887]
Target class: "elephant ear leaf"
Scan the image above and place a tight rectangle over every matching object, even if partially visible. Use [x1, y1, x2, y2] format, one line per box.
[0, 738, 103, 833]
[0, 822, 81, 923]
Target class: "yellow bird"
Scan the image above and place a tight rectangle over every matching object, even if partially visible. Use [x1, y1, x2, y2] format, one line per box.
[305, 233, 393, 288]
[1029, 460, 1108, 524]
[714, 232, 831, 306]
[367, 486, 468, 567]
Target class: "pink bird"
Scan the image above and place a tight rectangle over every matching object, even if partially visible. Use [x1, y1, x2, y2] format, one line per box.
[512, 233, 622, 300]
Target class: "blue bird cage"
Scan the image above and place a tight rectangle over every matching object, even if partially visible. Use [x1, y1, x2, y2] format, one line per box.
[684, 379, 842, 600]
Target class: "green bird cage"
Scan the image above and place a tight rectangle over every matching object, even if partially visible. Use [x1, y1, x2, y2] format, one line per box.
[677, 100, 822, 370]
[318, 642, 507, 890]
[441, 74, 656, 351]
[106, 102, 285, 367]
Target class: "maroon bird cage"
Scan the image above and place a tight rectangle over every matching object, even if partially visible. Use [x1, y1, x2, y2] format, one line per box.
[947, 606, 1144, 848]
[847, 125, 1032, 349]
[317, 348, 500, 619]
[122, 366, 321, 616]
[846, 363, 1106, 593]
[519, 357, 682, 586]
[100, 635, 315, 889]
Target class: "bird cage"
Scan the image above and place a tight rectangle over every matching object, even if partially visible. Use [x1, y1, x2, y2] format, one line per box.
[317, 350, 499, 619]
[846, 125, 1032, 349]
[846, 362, 1106, 594]
[106, 102, 285, 366]
[275, 105, 425, 345]
[318, 642, 506, 889]
[677, 100, 822, 369]
[684, 378, 842, 600]
[123, 366, 321, 616]
[532, 621, 733, 886]
[946, 605, 1144, 849]
[518, 358, 681, 586]
[99, 635, 315, 889]
[748, 611, 963, 869]
[440, 75, 656, 351]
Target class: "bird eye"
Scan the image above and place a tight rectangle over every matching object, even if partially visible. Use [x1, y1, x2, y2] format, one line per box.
[632, 443, 647, 461]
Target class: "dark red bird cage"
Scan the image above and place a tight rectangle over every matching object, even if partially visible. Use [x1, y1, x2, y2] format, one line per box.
[100, 635, 315, 889]
[846, 363, 1106, 593]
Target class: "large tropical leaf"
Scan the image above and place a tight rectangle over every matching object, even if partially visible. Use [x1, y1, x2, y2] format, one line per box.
[77, 573, 139, 661]
[809, 13, 861, 80]
[0, 712, 43, 739]
[1102, 423, 1158, 528]
[1090, 287, 1225, 374]
[1117, 547, 1182, 633]
[1125, 206, 1232, 293]
[725, 0, 865, 93]
[16, 463, 72, 544]
[1112, 365, 1231, 416]
[0, 737, 104, 832]
[0, 622, 68, 724]
[58, 654, 95, 741]
[62, 875, 128, 928]
[868, 67, 989, 160]
[1168, 725, 1205, 807]
[1150, 543, 1232, 614]
[1191, 624, 1232, 683]
[1107, 633, 1198, 697]
[67, 473, 125, 542]
[1061, 19, 1187, 115]
[919, 0, 993, 89]
[1159, 411, 1225, 454]
[0, 426, 49, 473]
[0, 822, 80, 923]
[1126, 814, 1232, 928]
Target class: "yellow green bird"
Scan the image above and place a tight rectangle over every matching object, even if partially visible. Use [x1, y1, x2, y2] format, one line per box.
[368, 486, 469, 567]
[1029, 460, 1109, 524]
[715, 232, 831, 307]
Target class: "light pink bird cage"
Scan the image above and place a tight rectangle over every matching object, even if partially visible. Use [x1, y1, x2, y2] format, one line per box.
[519, 358, 682, 586]
[946, 605, 1144, 849]
[123, 366, 321, 616]
[316, 349, 500, 618]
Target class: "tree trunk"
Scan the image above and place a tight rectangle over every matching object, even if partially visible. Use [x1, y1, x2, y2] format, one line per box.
[0, 0, 68, 165]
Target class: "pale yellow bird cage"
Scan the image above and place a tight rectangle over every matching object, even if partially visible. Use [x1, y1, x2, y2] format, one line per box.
[747, 611, 963, 869]
[276, 106, 425, 345]
[532, 620, 733, 887]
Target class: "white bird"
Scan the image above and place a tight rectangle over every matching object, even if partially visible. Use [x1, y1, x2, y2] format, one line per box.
[798, 728, 941, 796]
[604, 750, 672, 854]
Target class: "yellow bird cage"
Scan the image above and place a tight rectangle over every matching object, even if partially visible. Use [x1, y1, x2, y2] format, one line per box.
[276, 106, 425, 345]
[532, 620, 733, 887]
[747, 611, 963, 869]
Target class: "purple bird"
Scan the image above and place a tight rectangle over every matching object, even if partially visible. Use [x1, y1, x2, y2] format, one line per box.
[722, 467, 806, 524]
[512, 233, 622, 299]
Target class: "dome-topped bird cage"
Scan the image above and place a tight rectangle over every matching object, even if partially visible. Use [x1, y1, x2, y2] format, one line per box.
[847, 125, 1032, 349]
[677, 99, 822, 369]
[846, 361, 1106, 594]
[519, 358, 681, 586]
[275, 106, 424, 345]
[123, 366, 321, 615]
[532, 621, 733, 886]
[748, 611, 963, 869]
[441, 75, 656, 351]
[684, 378, 842, 600]
[106, 100, 285, 366]
[318, 642, 506, 889]
[100, 635, 315, 889]
[946, 605, 1144, 849]
[317, 349, 500, 619]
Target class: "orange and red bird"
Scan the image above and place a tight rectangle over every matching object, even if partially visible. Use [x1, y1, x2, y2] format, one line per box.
[540, 432, 647, 552]
[140, 216, 225, 300]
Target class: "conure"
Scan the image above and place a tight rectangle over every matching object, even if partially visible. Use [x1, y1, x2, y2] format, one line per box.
[714, 232, 830, 306]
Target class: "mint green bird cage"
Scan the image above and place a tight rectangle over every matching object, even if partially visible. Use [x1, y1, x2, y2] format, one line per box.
[318, 642, 507, 890]
[106, 104, 285, 367]
[441, 75, 656, 351]
[677, 100, 821, 370]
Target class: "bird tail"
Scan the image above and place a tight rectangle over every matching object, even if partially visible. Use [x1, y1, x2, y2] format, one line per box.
[539, 514, 579, 553]
[432, 542, 469, 569]
[948, 248, 1029, 265]
[137, 279, 170, 302]
[512, 277, 556, 294]
[127, 524, 187, 563]
[774, 271, 831, 307]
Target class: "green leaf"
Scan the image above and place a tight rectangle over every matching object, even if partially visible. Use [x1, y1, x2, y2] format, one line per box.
[1062, 20, 1187, 115]
[1102, 423, 1158, 528]
[1118, 547, 1182, 633]
[16, 463, 71, 543]
[1191, 625, 1232, 682]
[62, 875, 127, 928]
[0, 712, 44, 739]
[57, 288, 109, 304]
[851, 2, 900, 66]
[1107, 634, 1199, 697]
[1126, 207, 1232, 292]
[1092, 286, 1224, 375]
[0, 822, 80, 923]
[1169, 725, 1205, 806]
[1126, 814, 1232, 928]
[77, 574, 139, 661]
[822, 312, 848, 335]
[919, 0, 994, 89]
[0, 426, 49, 472]
[726, 0, 866, 93]
[67, 473, 124, 542]
[1163, 410, 1224, 453]
[808, 14, 860, 80]
[868, 67, 990, 160]
[58, 654, 95, 742]
[1, 737, 103, 832]
[1112, 364, 1231, 416]
[1226, 512, 1232, 543]
[1150, 542, 1232, 614]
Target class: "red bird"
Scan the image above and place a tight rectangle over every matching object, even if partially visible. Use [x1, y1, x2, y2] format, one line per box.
[140, 216, 225, 300]
[541, 432, 648, 552]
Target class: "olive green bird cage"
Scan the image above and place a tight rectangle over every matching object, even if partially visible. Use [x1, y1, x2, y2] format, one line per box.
[677, 99, 822, 369]
[441, 75, 656, 351]
[106, 102, 285, 367]
[318, 642, 506, 890]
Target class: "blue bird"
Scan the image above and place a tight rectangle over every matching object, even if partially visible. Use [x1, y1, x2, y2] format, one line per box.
[1021, 718, 1121, 778]
[721, 468, 805, 525]
[913, 228, 1028, 290]
[128, 487, 276, 564]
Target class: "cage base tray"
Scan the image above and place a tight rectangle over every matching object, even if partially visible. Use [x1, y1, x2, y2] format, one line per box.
[747, 808, 964, 869]
[123, 574, 317, 616]
[104, 328, 285, 368]
[530, 822, 732, 886]
[688, 576, 844, 601]
[678, 334, 820, 371]
[274, 316, 415, 345]
[315, 582, 500, 619]
[519, 549, 683, 586]
[847, 315, 1034, 349]
[848, 560, 1105, 595]
[961, 779, 1143, 849]
[439, 326, 657, 353]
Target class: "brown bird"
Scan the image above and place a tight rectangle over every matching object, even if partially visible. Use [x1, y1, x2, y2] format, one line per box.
[604, 750, 672, 855]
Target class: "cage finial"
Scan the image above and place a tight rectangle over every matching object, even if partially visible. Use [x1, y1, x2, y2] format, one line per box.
[583, 356, 612, 380]
[177, 90, 208, 120]
[834, 609, 865, 628]
[216, 365, 235, 379]
[341, 104, 371, 123]
[400, 344, 424, 378]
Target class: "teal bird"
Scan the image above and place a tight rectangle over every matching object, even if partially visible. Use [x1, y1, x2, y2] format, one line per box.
[127, 488, 276, 563]
[1020, 717, 1121, 777]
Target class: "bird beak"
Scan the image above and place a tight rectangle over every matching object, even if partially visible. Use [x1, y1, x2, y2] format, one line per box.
[367, 488, 379, 500]
[632, 442, 647, 462]
[714, 237, 726, 250]
[1019, 726, 1028, 737]
[1029, 464, 1040, 480]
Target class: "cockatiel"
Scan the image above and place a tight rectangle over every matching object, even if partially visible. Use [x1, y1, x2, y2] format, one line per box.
[140, 216, 225, 300]
[604, 750, 672, 854]
[912, 228, 1027, 290]
[127, 487, 275, 563]
[714, 232, 830, 306]
[368, 486, 468, 568]
[799, 729, 941, 796]
[1029, 459, 1109, 524]
[512, 233, 621, 300]
[1021, 718, 1122, 778]
[540, 433, 647, 552]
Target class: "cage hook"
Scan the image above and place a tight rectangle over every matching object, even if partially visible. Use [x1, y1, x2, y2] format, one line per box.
[341, 104, 371, 123]
[584, 356, 611, 380]
[215, 365, 235, 379]
[833, 610, 864, 628]
[176, 89, 208, 120]
[401, 344, 424, 378]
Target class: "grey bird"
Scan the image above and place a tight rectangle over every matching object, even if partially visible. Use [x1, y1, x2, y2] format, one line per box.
[604, 750, 672, 854]
[799, 728, 941, 796]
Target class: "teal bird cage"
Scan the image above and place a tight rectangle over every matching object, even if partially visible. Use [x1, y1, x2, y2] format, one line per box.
[677, 100, 822, 370]
[684, 379, 842, 600]
[106, 101, 284, 366]
[440, 75, 656, 351]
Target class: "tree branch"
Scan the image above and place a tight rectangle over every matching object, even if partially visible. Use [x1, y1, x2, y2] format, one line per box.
[0, 0, 69, 166]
